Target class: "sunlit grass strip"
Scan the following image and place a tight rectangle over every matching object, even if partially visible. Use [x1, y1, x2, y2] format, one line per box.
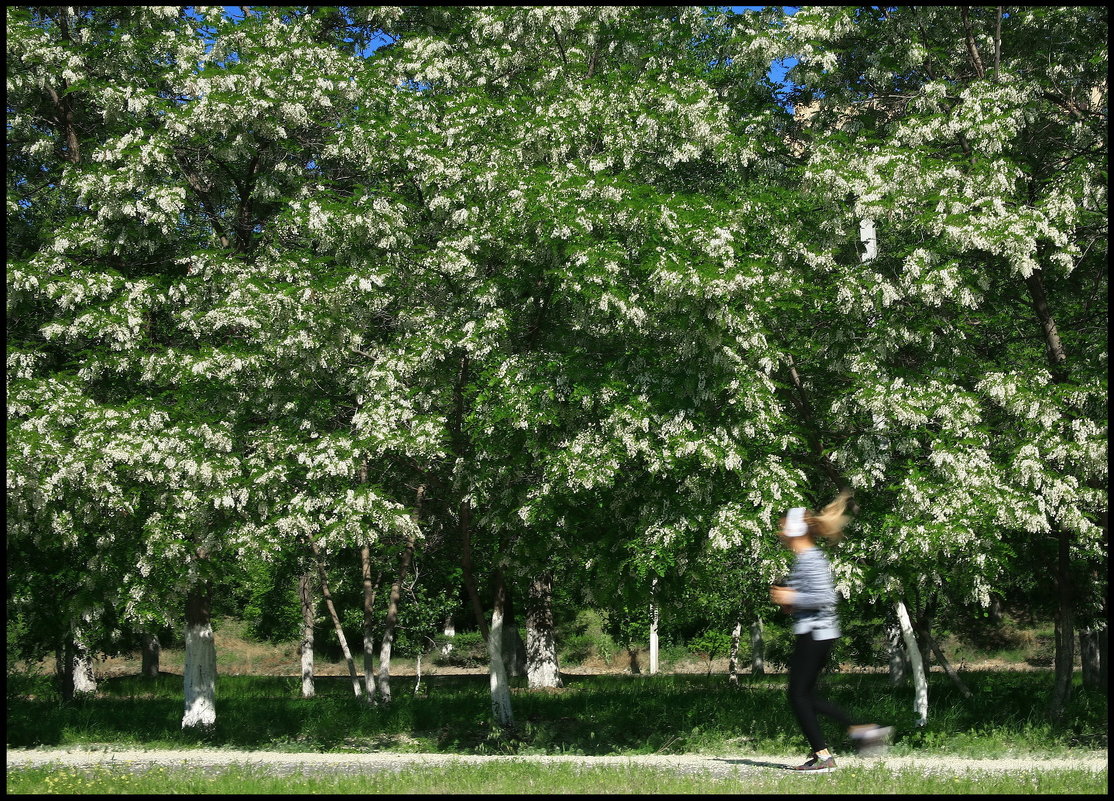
[6, 762, 1108, 795]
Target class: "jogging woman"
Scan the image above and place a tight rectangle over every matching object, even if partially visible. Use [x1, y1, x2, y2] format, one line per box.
[769, 491, 892, 773]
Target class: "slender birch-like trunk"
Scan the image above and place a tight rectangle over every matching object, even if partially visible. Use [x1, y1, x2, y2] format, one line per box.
[526, 572, 562, 689]
[728, 620, 742, 685]
[379, 486, 422, 705]
[649, 577, 659, 675]
[308, 540, 362, 698]
[298, 571, 316, 699]
[923, 628, 972, 698]
[489, 569, 514, 728]
[182, 584, 217, 729]
[895, 599, 928, 726]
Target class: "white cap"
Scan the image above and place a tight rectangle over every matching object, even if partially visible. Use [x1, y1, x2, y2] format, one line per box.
[784, 507, 808, 537]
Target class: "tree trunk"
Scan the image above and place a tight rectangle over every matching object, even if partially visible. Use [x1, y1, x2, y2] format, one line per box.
[1079, 628, 1103, 691]
[1022, 266, 1078, 717]
[750, 617, 765, 675]
[310, 541, 362, 698]
[299, 571, 316, 699]
[1051, 525, 1075, 717]
[887, 622, 908, 685]
[182, 583, 217, 729]
[71, 629, 97, 695]
[960, 6, 987, 79]
[360, 543, 380, 703]
[49, 11, 81, 164]
[923, 628, 972, 698]
[459, 500, 490, 641]
[501, 584, 526, 678]
[649, 577, 659, 675]
[488, 569, 515, 728]
[56, 642, 75, 702]
[141, 632, 161, 678]
[912, 599, 935, 673]
[441, 616, 456, 656]
[379, 485, 422, 705]
[728, 620, 742, 685]
[526, 572, 562, 689]
[895, 599, 928, 726]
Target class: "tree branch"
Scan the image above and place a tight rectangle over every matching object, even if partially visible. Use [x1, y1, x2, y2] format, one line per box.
[960, 7, 986, 80]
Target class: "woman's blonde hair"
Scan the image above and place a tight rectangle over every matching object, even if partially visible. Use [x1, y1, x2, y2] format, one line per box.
[806, 490, 853, 542]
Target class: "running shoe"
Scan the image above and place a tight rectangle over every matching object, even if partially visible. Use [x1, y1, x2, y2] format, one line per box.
[850, 724, 894, 755]
[789, 753, 838, 773]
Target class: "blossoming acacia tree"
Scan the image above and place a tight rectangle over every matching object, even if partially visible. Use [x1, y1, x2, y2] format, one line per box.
[754, 5, 1107, 717]
[7, 6, 1105, 733]
[7, 4, 415, 725]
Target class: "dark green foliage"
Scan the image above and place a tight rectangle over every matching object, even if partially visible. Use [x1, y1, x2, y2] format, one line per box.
[233, 557, 305, 644]
[432, 631, 487, 668]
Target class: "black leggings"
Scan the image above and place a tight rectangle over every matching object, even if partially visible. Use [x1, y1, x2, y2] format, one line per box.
[788, 634, 856, 753]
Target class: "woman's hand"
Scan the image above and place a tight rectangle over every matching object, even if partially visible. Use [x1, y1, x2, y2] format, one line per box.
[770, 585, 796, 607]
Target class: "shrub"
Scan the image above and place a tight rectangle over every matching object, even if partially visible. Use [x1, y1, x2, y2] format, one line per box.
[432, 631, 487, 668]
[557, 609, 618, 666]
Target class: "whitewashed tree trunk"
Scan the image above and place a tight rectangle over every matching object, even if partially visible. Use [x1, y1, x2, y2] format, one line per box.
[72, 632, 97, 695]
[728, 620, 742, 685]
[182, 585, 217, 729]
[298, 571, 315, 699]
[360, 543, 378, 703]
[895, 599, 928, 726]
[441, 616, 456, 656]
[141, 632, 161, 678]
[378, 621, 395, 704]
[649, 577, 659, 675]
[489, 571, 514, 728]
[750, 617, 765, 675]
[526, 572, 562, 689]
[71, 655, 96, 699]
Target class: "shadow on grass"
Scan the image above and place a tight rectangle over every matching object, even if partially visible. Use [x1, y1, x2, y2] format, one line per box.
[6, 671, 1107, 756]
[716, 757, 792, 770]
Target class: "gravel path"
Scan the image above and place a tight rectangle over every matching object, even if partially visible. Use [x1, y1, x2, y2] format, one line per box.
[7, 747, 1107, 779]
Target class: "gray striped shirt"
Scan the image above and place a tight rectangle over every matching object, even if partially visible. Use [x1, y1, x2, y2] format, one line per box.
[787, 546, 841, 640]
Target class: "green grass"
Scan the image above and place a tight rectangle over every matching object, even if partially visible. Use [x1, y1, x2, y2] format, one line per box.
[6, 670, 1107, 757]
[7, 666, 1107, 795]
[5, 761, 1107, 795]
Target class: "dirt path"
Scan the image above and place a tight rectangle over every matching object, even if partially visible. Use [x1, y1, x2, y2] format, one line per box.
[7, 748, 1107, 778]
